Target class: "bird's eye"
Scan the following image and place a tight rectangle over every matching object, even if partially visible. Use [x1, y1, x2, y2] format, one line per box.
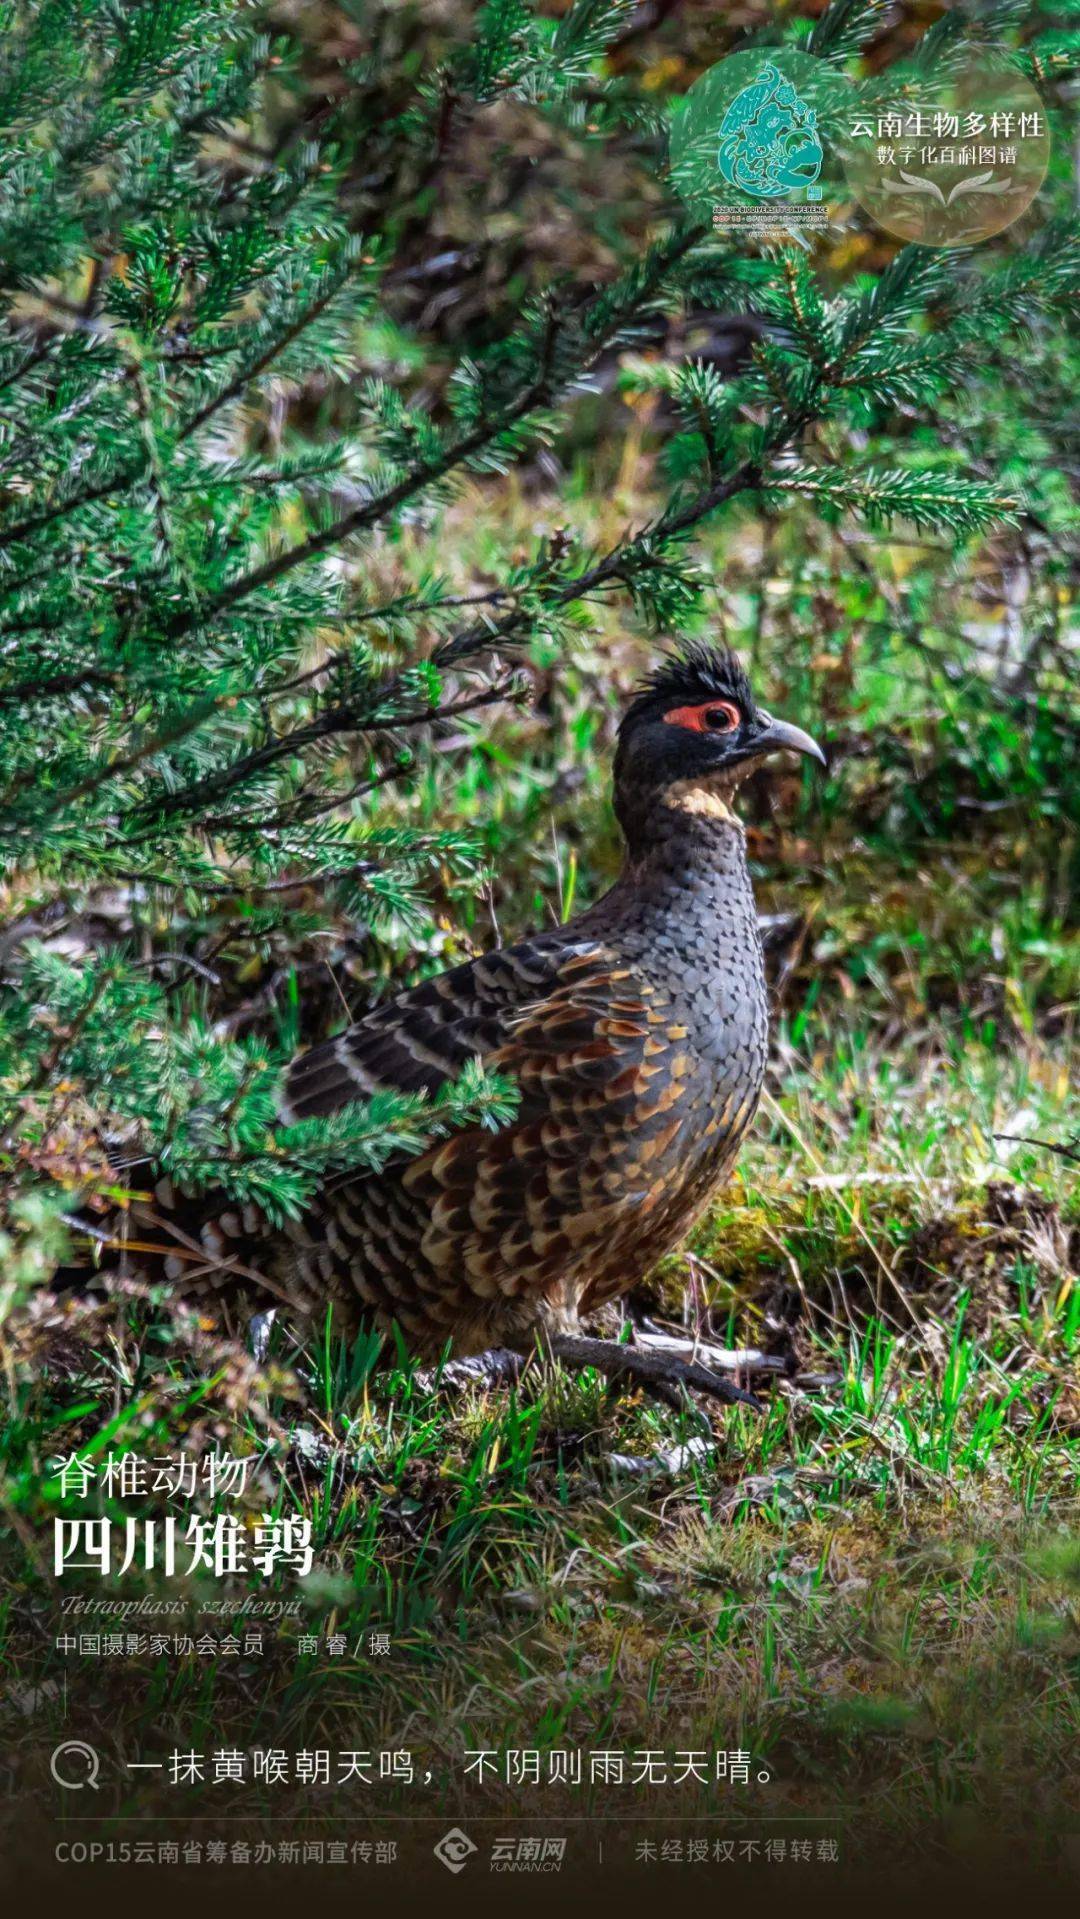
[662, 699, 742, 735]
[703, 702, 740, 732]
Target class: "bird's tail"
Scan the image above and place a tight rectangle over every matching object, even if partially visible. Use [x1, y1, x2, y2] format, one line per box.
[56, 1176, 285, 1310]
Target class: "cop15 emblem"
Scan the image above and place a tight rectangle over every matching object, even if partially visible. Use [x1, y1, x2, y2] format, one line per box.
[670, 47, 837, 238]
[716, 61, 823, 201]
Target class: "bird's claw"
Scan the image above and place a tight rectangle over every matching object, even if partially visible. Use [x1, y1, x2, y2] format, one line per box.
[544, 1331, 765, 1413]
[433, 1348, 528, 1392]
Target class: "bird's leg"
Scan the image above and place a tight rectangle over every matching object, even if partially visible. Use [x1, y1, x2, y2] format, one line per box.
[427, 1332, 776, 1412]
[543, 1331, 764, 1413]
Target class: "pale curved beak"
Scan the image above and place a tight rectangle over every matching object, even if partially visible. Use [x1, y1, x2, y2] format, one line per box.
[751, 711, 826, 768]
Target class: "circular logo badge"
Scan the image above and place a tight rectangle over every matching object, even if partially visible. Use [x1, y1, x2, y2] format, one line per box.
[835, 57, 1050, 246]
[669, 46, 1051, 251]
[670, 48, 847, 243]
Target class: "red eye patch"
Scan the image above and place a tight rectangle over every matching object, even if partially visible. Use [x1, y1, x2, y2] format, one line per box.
[663, 699, 741, 734]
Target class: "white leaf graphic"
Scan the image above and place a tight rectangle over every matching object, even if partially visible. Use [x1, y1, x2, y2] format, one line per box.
[887, 168, 947, 206]
[947, 170, 1011, 205]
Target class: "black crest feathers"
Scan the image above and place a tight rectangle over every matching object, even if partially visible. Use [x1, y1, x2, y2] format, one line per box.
[620, 643, 755, 731]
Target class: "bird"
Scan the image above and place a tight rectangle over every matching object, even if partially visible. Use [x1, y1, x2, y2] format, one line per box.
[125, 644, 824, 1408]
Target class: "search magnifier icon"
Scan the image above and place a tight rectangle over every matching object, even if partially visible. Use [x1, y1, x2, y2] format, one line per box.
[50, 1741, 101, 1790]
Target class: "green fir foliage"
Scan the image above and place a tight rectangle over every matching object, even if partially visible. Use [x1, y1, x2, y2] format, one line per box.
[0, 0, 1076, 1272]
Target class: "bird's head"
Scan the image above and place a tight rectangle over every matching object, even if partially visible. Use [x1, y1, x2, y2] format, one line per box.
[613, 642, 825, 847]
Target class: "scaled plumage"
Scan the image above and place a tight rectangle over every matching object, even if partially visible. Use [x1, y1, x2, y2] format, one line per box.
[135, 648, 824, 1387]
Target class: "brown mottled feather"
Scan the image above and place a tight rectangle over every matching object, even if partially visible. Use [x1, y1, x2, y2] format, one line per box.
[116, 646, 797, 1358]
[259, 790, 768, 1355]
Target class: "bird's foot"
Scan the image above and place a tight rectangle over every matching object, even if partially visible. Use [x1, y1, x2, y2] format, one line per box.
[631, 1326, 788, 1379]
[544, 1331, 765, 1414]
[432, 1348, 527, 1392]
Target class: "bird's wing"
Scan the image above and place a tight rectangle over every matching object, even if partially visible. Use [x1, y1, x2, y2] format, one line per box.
[280, 931, 608, 1124]
[330, 949, 681, 1314]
